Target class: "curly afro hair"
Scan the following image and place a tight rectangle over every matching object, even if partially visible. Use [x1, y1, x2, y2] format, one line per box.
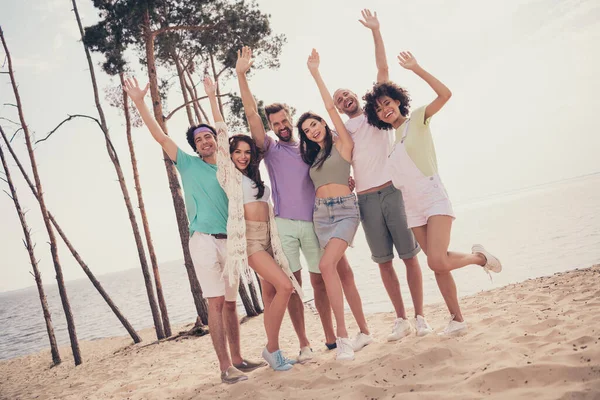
[362, 82, 411, 130]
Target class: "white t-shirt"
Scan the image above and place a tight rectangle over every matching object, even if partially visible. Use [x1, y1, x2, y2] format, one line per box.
[345, 113, 393, 192]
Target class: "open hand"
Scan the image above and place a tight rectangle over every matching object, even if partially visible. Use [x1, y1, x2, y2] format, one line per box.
[398, 51, 418, 70]
[235, 46, 254, 75]
[359, 9, 379, 30]
[123, 77, 149, 102]
[307, 49, 320, 72]
[203, 75, 217, 97]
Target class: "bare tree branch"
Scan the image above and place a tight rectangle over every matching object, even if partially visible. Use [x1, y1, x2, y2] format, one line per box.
[3, 103, 17, 108]
[10, 127, 22, 142]
[36, 114, 119, 162]
[215, 65, 227, 79]
[165, 93, 230, 121]
[0, 117, 21, 126]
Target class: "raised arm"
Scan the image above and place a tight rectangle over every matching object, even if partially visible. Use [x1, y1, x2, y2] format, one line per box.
[398, 51, 452, 121]
[236, 46, 267, 148]
[204, 76, 224, 124]
[124, 77, 178, 161]
[359, 9, 389, 83]
[306, 49, 354, 157]
[203, 76, 233, 185]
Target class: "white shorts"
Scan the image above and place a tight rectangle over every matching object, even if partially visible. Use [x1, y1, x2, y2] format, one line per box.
[402, 174, 456, 229]
[189, 232, 239, 302]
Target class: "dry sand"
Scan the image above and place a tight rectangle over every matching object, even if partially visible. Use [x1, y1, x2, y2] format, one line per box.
[2, 265, 600, 400]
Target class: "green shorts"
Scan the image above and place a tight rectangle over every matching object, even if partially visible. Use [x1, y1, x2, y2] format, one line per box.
[275, 217, 322, 274]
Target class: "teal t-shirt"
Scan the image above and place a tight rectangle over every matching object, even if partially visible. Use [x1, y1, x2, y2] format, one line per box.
[174, 148, 228, 236]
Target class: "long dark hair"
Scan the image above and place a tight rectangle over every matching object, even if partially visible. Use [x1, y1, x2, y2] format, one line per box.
[297, 112, 333, 169]
[229, 134, 265, 199]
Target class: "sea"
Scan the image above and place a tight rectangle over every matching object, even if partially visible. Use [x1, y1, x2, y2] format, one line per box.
[1, 173, 599, 361]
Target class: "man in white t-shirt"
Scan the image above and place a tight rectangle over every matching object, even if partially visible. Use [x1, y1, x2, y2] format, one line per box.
[333, 9, 433, 339]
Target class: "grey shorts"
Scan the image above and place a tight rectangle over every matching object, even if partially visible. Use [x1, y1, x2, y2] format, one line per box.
[313, 194, 360, 249]
[357, 185, 420, 264]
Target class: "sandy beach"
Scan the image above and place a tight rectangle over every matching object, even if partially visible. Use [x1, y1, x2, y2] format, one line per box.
[2, 265, 599, 400]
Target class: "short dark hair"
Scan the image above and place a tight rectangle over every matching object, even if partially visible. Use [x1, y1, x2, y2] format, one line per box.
[185, 124, 216, 152]
[264, 103, 291, 123]
[363, 82, 411, 130]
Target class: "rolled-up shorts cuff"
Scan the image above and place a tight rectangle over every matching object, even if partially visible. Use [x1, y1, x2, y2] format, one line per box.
[372, 253, 395, 264]
[398, 244, 421, 260]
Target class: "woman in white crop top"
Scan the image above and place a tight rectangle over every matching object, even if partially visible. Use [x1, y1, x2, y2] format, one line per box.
[204, 76, 302, 372]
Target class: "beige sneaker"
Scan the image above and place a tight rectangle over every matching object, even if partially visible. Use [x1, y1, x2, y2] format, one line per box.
[387, 318, 413, 341]
[438, 315, 468, 336]
[297, 346, 314, 363]
[220, 366, 248, 384]
[472, 244, 502, 273]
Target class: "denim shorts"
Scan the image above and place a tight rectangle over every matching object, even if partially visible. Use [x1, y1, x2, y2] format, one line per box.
[313, 193, 360, 249]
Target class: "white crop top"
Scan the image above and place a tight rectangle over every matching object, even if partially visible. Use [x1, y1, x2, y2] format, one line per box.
[242, 175, 271, 205]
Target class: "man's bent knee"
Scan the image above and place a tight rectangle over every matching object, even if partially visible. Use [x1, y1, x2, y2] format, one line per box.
[208, 296, 225, 312]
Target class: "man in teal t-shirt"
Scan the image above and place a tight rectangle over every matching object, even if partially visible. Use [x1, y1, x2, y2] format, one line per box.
[124, 77, 265, 384]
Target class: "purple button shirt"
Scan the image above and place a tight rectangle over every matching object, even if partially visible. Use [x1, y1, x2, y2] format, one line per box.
[263, 135, 315, 222]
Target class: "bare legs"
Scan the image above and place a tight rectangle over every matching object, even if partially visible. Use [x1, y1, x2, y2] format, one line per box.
[411, 215, 486, 322]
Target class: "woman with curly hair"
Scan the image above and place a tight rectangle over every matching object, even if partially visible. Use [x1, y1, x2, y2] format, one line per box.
[363, 51, 503, 335]
[203, 76, 302, 371]
[297, 49, 372, 361]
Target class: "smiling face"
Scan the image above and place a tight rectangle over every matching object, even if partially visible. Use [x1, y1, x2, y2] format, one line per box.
[375, 95, 402, 125]
[300, 117, 328, 145]
[194, 131, 217, 158]
[334, 88, 360, 117]
[231, 140, 251, 171]
[268, 109, 294, 142]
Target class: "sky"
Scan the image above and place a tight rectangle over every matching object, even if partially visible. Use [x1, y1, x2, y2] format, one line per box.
[1, 0, 599, 292]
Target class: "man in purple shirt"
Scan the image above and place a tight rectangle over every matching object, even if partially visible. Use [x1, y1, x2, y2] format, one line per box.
[236, 47, 371, 360]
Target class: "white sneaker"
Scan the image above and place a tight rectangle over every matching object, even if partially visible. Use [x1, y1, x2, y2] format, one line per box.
[414, 315, 434, 337]
[297, 346, 314, 363]
[352, 332, 374, 351]
[387, 318, 413, 342]
[438, 315, 468, 336]
[336, 337, 355, 361]
[472, 244, 502, 273]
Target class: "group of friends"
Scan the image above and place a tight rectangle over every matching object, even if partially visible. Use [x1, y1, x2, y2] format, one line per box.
[123, 9, 502, 384]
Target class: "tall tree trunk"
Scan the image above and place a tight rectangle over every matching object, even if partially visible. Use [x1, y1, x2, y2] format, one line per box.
[143, 9, 209, 325]
[0, 27, 82, 366]
[119, 73, 172, 337]
[0, 126, 142, 344]
[182, 67, 207, 123]
[0, 143, 61, 366]
[248, 280, 262, 314]
[173, 55, 196, 126]
[238, 283, 257, 317]
[71, 0, 165, 339]
[209, 52, 225, 117]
